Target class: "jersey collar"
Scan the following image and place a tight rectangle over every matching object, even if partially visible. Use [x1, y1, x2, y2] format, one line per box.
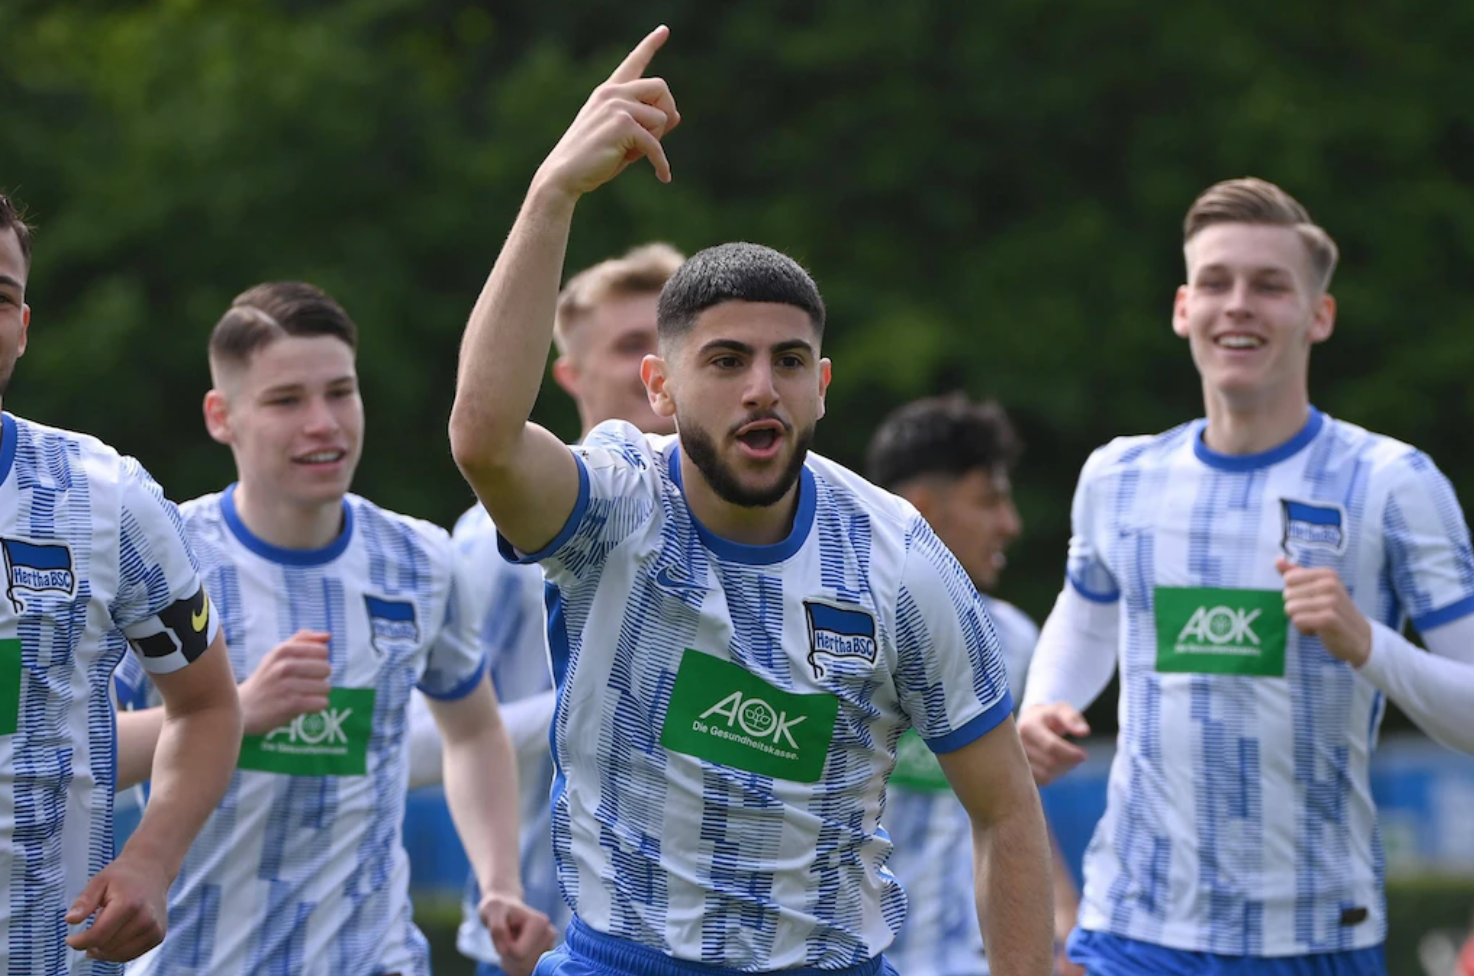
[1192, 407, 1326, 472]
[668, 447, 816, 565]
[221, 482, 354, 566]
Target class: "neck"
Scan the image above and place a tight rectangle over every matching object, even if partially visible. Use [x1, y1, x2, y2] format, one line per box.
[233, 481, 345, 551]
[679, 452, 799, 547]
[1201, 381, 1312, 456]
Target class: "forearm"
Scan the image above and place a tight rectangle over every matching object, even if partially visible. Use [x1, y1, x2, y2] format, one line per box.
[450, 182, 578, 471]
[443, 716, 524, 898]
[1360, 616, 1474, 753]
[122, 697, 241, 878]
[115, 707, 167, 791]
[1020, 585, 1118, 712]
[974, 794, 1055, 976]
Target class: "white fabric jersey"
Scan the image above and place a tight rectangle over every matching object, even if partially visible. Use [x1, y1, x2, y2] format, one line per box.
[449, 503, 569, 966]
[1065, 409, 1474, 956]
[502, 421, 1013, 971]
[116, 485, 485, 976]
[883, 597, 1038, 976]
[0, 413, 218, 976]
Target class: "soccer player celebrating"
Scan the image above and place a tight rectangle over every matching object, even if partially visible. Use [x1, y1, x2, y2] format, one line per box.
[0, 192, 243, 973]
[112, 282, 552, 976]
[407, 242, 686, 976]
[1020, 177, 1474, 976]
[448, 26, 1054, 976]
[865, 394, 1082, 976]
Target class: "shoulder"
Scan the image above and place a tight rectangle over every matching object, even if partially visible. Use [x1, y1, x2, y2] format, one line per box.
[1318, 415, 1433, 480]
[804, 451, 920, 535]
[8, 414, 132, 488]
[1081, 422, 1198, 482]
[348, 494, 456, 568]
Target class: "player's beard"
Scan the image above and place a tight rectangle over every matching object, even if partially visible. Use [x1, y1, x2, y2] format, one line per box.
[680, 414, 813, 509]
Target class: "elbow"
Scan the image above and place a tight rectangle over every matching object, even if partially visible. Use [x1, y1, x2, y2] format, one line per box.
[448, 406, 516, 481]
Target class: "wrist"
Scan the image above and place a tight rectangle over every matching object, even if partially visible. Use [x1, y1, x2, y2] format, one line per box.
[525, 172, 581, 220]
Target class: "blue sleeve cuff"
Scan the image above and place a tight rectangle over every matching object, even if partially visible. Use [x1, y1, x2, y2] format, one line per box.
[496, 451, 591, 566]
[418, 652, 488, 702]
[923, 689, 1015, 754]
[1413, 592, 1474, 632]
[1068, 572, 1120, 604]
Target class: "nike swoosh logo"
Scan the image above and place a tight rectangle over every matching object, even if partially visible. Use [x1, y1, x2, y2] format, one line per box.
[655, 567, 704, 593]
[192, 594, 210, 633]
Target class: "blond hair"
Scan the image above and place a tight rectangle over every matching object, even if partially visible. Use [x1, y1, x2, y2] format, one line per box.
[553, 243, 685, 355]
[1184, 178, 1339, 291]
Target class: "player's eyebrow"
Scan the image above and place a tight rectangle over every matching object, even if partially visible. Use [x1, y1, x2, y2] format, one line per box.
[697, 339, 754, 357]
[771, 339, 815, 357]
[0, 275, 24, 292]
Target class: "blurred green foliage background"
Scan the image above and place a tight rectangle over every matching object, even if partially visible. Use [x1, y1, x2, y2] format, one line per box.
[4, 0, 1474, 710]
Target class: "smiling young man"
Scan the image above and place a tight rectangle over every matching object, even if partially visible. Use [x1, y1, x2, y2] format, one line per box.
[448, 27, 1053, 976]
[111, 282, 552, 976]
[1019, 178, 1474, 976]
[0, 191, 243, 973]
[405, 242, 685, 976]
[865, 394, 1082, 976]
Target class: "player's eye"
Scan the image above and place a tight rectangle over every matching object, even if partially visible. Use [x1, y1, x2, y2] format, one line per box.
[712, 355, 742, 370]
[777, 355, 805, 369]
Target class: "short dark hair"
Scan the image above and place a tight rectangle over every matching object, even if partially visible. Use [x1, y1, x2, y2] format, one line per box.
[865, 393, 1022, 491]
[656, 242, 825, 343]
[0, 192, 34, 268]
[209, 281, 358, 373]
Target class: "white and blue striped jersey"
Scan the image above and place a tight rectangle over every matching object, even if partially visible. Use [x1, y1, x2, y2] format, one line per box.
[450, 503, 568, 966]
[1066, 408, 1474, 956]
[502, 421, 1013, 971]
[883, 597, 1038, 976]
[0, 412, 218, 976]
[117, 485, 485, 976]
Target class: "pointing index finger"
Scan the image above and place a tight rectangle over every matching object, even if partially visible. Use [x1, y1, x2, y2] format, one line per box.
[608, 25, 670, 84]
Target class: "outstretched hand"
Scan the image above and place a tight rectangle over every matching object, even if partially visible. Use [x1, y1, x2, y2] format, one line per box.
[534, 26, 681, 198]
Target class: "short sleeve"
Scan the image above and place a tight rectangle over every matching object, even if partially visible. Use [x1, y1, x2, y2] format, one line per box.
[892, 517, 1014, 754]
[110, 457, 220, 675]
[1382, 451, 1474, 633]
[496, 421, 662, 584]
[455, 508, 549, 694]
[1066, 446, 1121, 603]
[417, 542, 489, 701]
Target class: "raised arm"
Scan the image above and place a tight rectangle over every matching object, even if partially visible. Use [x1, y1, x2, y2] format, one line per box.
[449, 26, 679, 554]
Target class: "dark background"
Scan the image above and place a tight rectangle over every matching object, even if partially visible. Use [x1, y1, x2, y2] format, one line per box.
[5, 1, 1474, 738]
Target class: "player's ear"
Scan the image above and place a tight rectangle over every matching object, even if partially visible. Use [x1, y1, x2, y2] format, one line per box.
[1171, 285, 1190, 339]
[202, 389, 233, 445]
[817, 358, 832, 420]
[16, 304, 28, 358]
[1309, 292, 1336, 344]
[551, 355, 581, 400]
[643, 354, 675, 419]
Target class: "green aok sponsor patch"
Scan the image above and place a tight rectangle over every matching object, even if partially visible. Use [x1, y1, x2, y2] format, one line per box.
[238, 687, 376, 776]
[0, 639, 20, 736]
[889, 728, 951, 793]
[1154, 587, 1287, 677]
[660, 650, 838, 782]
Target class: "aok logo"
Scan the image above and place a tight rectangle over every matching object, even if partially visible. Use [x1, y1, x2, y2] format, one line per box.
[1176, 605, 1263, 648]
[266, 707, 356, 747]
[697, 691, 807, 750]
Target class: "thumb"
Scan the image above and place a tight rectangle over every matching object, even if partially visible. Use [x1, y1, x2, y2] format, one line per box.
[1061, 707, 1091, 737]
[1275, 556, 1296, 577]
[66, 873, 106, 924]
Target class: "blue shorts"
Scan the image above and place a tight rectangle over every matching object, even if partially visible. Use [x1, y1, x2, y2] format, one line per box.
[1068, 930, 1386, 976]
[533, 918, 897, 976]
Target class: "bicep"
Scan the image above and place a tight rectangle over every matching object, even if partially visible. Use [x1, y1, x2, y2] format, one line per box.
[148, 631, 239, 716]
[463, 424, 582, 556]
[423, 673, 500, 746]
[936, 714, 1039, 828]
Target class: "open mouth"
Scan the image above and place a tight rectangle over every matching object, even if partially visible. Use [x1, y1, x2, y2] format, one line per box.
[293, 449, 346, 466]
[734, 419, 786, 458]
[1213, 333, 1266, 350]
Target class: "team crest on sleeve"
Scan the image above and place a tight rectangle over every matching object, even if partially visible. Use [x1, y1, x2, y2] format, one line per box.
[2, 539, 77, 612]
[364, 595, 419, 658]
[1280, 499, 1347, 555]
[803, 601, 878, 678]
